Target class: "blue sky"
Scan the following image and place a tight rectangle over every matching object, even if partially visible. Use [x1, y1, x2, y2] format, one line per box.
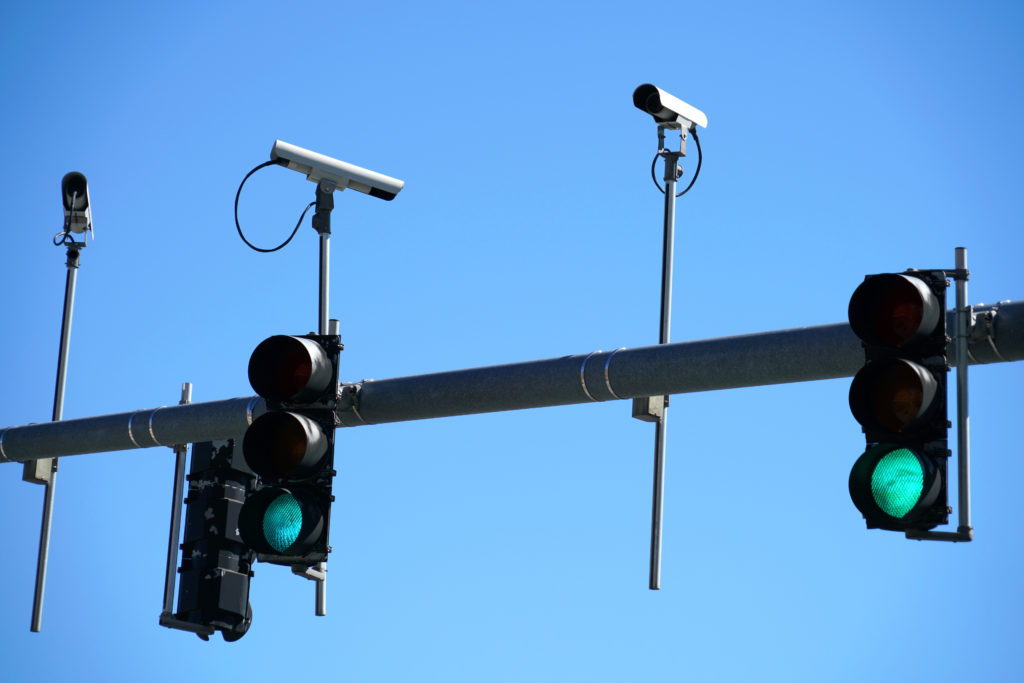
[1, 1, 1022, 681]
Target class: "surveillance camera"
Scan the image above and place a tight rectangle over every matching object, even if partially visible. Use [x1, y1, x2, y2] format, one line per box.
[270, 140, 405, 201]
[632, 84, 708, 130]
[61, 171, 92, 234]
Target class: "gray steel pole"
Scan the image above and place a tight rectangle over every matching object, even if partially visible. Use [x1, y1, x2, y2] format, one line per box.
[161, 383, 192, 616]
[1, 301, 1022, 463]
[650, 149, 680, 591]
[29, 242, 82, 632]
[955, 248, 972, 532]
[319, 232, 330, 337]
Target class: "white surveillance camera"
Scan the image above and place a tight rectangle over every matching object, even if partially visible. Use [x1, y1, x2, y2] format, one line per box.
[270, 140, 405, 201]
[61, 171, 92, 234]
[632, 84, 708, 130]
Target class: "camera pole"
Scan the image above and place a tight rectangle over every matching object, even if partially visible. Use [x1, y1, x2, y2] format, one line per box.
[309, 179, 335, 616]
[648, 125, 684, 591]
[25, 237, 83, 631]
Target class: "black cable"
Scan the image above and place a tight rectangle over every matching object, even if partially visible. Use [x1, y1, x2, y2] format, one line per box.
[234, 159, 315, 253]
[53, 190, 81, 246]
[650, 126, 703, 197]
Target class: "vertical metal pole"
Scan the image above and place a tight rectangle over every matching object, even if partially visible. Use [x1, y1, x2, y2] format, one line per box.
[954, 247, 972, 535]
[315, 564, 327, 616]
[319, 232, 330, 338]
[30, 243, 82, 632]
[313, 179, 335, 339]
[650, 149, 680, 591]
[312, 181, 334, 617]
[161, 383, 193, 616]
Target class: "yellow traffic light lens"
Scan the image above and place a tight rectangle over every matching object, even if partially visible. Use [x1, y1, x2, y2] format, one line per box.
[870, 448, 924, 519]
[869, 362, 924, 432]
[243, 411, 329, 480]
[850, 359, 938, 437]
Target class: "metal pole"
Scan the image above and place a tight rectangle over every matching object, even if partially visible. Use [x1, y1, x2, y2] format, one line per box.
[313, 180, 334, 338]
[954, 247, 972, 534]
[161, 383, 193, 616]
[30, 242, 81, 632]
[319, 231, 330, 337]
[312, 183, 335, 617]
[650, 148, 680, 591]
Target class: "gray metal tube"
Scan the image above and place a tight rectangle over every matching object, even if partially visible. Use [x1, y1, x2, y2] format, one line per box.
[31, 243, 82, 633]
[650, 150, 680, 591]
[0, 301, 1021, 463]
[319, 232, 329, 336]
[161, 383, 193, 616]
[1, 397, 262, 462]
[955, 249, 972, 533]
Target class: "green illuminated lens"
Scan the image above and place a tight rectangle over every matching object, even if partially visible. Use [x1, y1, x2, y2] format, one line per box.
[871, 448, 924, 518]
[263, 493, 302, 552]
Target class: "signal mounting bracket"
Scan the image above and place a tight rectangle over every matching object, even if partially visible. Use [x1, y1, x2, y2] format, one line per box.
[905, 247, 974, 543]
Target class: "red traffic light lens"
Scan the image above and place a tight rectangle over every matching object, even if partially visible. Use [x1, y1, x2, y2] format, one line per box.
[848, 274, 941, 348]
[248, 335, 334, 403]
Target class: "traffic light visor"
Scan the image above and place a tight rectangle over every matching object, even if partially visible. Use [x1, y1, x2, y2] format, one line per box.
[848, 274, 941, 348]
[248, 335, 334, 403]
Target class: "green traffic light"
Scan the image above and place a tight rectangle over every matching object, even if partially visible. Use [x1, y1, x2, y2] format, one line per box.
[263, 492, 303, 552]
[870, 448, 924, 518]
[849, 443, 943, 531]
[239, 486, 327, 559]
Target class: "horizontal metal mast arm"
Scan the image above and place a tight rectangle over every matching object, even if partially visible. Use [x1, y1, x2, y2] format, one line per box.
[2, 301, 1021, 463]
[339, 300, 1023, 425]
[0, 397, 262, 462]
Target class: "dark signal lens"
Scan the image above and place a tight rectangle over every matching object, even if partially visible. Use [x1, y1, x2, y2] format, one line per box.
[850, 359, 938, 436]
[243, 412, 329, 480]
[849, 274, 941, 349]
[873, 291, 923, 347]
[248, 335, 333, 402]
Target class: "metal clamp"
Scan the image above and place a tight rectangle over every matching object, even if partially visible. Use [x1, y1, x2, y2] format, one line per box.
[604, 348, 625, 399]
[968, 302, 1009, 363]
[579, 351, 602, 402]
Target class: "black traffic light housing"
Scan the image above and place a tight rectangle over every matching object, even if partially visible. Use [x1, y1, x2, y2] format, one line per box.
[847, 271, 950, 532]
[239, 334, 341, 567]
[174, 440, 256, 641]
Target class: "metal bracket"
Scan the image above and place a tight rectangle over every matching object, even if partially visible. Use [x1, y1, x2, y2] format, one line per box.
[904, 247, 974, 543]
[292, 564, 327, 582]
[632, 396, 664, 423]
[968, 301, 1009, 363]
[158, 383, 195, 634]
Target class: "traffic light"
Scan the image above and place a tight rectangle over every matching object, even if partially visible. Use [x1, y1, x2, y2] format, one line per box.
[174, 439, 256, 641]
[847, 271, 950, 532]
[239, 334, 341, 566]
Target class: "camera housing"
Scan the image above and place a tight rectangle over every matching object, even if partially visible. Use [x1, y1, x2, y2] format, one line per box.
[270, 140, 405, 201]
[61, 171, 92, 234]
[633, 84, 708, 130]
